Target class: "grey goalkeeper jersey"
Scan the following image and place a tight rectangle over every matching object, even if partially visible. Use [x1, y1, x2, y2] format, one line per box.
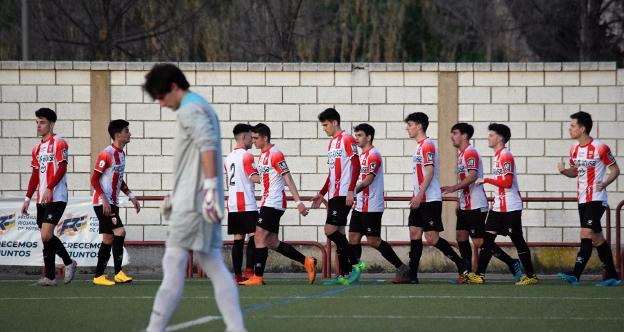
[168, 91, 224, 252]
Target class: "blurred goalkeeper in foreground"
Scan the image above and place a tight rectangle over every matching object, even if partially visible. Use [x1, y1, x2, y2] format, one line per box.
[143, 63, 246, 332]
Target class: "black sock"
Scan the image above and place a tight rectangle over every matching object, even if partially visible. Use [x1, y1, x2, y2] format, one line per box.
[491, 243, 516, 271]
[42, 240, 55, 280]
[50, 236, 72, 266]
[336, 245, 348, 276]
[376, 240, 403, 268]
[350, 243, 362, 261]
[245, 236, 255, 270]
[510, 233, 534, 277]
[328, 231, 358, 275]
[434, 238, 465, 273]
[232, 239, 244, 275]
[571, 238, 592, 279]
[253, 247, 269, 277]
[276, 242, 305, 264]
[458, 240, 472, 272]
[409, 240, 423, 280]
[477, 233, 496, 275]
[95, 243, 112, 277]
[112, 236, 125, 274]
[596, 241, 618, 279]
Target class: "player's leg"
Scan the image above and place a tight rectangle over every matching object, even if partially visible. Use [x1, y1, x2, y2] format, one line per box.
[232, 233, 245, 282]
[584, 202, 621, 286]
[407, 224, 423, 284]
[146, 246, 189, 332]
[348, 210, 364, 260]
[197, 248, 247, 332]
[324, 198, 360, 280]
[93, 205, 115, 286]
[239, 226, 268, 286]
[112, 226, 131, 283]
[467, 211, 499, 284]
[423, 202, 467, 275]
[38, 221, 57, 286]
[244, 231, 256, 279]
[507, 212, 538, 285]
[269, 231, 317, 284]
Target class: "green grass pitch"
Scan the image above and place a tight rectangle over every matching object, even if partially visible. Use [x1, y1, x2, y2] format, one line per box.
[0, 277, 622, 332]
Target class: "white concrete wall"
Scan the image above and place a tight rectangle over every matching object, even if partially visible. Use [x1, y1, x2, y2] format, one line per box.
[1, 61, 623, 244]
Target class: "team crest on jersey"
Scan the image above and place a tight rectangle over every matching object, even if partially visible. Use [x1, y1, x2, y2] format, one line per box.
[99, 160, 106, 168]
[278, 161, 289, 172]
[503, 162, 511, 172]
[467, 158, 475, 167]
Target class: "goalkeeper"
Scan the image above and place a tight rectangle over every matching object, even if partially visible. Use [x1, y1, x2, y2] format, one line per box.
[143, 63, 246, 332]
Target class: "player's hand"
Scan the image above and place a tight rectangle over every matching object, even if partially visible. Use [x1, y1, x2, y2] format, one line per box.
[130, 197, 141, 213]
[346, 191, 354, 207]
[296, 201, 309, 216]
[160, 194, 172, 220]
[475, 178, 485, 186]
[310, 193, 324, 209]
[596, 181, 605, 191]
[409, 195, 421, 209]
[557, 158, 566, 173]
[321, 198, 328, 207]
[41, 188, 53, 204]
[102, 200, 112, 216]
[21, 198, 31, 216]
[441, 185, 455, 194]
[202, 177, 223, 224]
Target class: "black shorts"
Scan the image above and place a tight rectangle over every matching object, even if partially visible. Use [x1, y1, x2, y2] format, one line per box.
[485, 210, 523, 236]
[349, 210, 383, 237]
[408, 201, 443, 232]
[36, 202, 67, 228]
[228, 211, 259, 235]
[578, 201, 605, 233]
[456, 209, 487, 238]
[93, 205, 124, 234]
[325, 196, 352, 227]
[257, 207, 284, 234]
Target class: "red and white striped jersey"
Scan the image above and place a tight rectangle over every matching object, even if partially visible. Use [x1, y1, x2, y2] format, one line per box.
[355, 146, 384, 213]
[92, 145, 125, 205]
[257, 145, 289, 211]
[457, 145, 488, 211]
[412, 137, 441, 203]
[327, 130, 358, 198]
[569, 138, 616, 205]
[31, 135, 69, 203]
[491, 147, 522, 212]
[225, 148, 258, 212]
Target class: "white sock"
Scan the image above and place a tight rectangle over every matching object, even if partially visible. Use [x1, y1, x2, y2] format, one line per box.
[198, 248, 247, 332]
[146, 246, 188, 332]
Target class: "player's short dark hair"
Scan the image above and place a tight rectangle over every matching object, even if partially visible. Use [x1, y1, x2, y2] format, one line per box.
[318, 108, 341, 125]
[570, 111, 593, 134]
[488, 123, 511, 144]
[143, 63, 190, 100]
[108, 119, 129, 140]
[35, 108, 57, 123]
[233, 123, 253, 137]
[404, 112, 429, 131]
[451, 122, 474, 140]
[353, 123, 375, 142]
[252, 123, 271, 142]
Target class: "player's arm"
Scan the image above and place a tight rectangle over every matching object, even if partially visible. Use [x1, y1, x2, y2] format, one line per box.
[242, 152, 261, 184]
[478, 174, 513, 188]
[92, 152, 113, 215]
[311, 175, 329, 208]
[557, 158, 578, 178]
[410, 164, 434, 208]
[121, 180, 140, 213]
[21, 160, 39, 216]
[596, 145, 619, 191]
[41, 140, 68, 204]
[356, 153, 380, 194]
[346, 154, 360, 206]
[282, 172, 308, 216]
[442, 169, 478, 194]
[356, 174, 375, 194]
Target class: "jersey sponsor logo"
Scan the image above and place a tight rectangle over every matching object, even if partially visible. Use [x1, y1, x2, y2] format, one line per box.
[360, 166, 367, 174]
[56, 214, 88, 237]
[413, 155, 423, 163]
[112, 165, 125, 173]
[493, 168, 503, 175]
[467, 158, 475, 167]
[574, 159, 597, 168]
[277, 160, 289, 172]
[37, 153, 55, 164]
[327, 149, 343, 168]
[457, 165, 466, 174]
[0, 213, 16, 234]
[258, 165, 270, 174]
[503, 162, 511, 172]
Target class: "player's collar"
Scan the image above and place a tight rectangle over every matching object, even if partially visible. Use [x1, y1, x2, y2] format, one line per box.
[362, 145, 374, 154]
[459, 143, 471, 153]
[495, 146, 506, 156]
[332, 129, 345, 139]
[578, 137, 593, 147]
[111, 144, 124, 152]
[41, 133, 56, 143]
[261, 144, 274, 153]
[417, 136, 428, 144]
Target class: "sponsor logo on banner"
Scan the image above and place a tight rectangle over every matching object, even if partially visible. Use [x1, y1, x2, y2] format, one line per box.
[0, 213, 16, 234]
[56, 215, 89, 237]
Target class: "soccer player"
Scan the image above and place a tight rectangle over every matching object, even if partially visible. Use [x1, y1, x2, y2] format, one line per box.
[311, 108, 364, 286]
[348, 123, 408, 282]
[91, 119, 141, 286]
[441, 123, 522, 283]
[397, 112, 466, 284]
[467, 123, 538, 286]
[143, 64, 245, 332]
[20, 107, 77, 286]
[557, 111, 621, 286]
[239, 123, 317, 286]
[225, 123, 260, 282]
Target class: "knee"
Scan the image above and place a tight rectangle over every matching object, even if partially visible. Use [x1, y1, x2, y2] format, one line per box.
[102, 234, 113, 245]
[456, 231, 469, 242]
[40, 234, 52, 242]
[368, 237, 382, 248]
[114, 229, 126, 237]
[424, 232, 439, 245]
[409, 227, 422, 240]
